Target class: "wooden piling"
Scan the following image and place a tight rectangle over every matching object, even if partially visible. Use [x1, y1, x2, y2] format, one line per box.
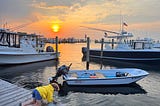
[111, 39, 114, 49]
[36, 35, 38, 49]
[55, 36, 58, 59]
[100, 38, 104, 69]
[86, 37, 90, 70]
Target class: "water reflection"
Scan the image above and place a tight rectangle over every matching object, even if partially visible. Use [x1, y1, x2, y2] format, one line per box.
[82, 56, 160, 71]
[59, 82, 147, 96]
[0, 60, 59, 86]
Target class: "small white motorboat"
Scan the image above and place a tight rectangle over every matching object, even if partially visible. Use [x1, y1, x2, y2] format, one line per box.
[50, 64, 149, 86]
[0, 29, 59, 65]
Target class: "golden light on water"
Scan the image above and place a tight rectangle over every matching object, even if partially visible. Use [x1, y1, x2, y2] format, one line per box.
[52, 24, 60, 32]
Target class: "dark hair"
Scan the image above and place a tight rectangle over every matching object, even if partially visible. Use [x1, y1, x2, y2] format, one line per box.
[50, 80, 61, 90]
[51, 83, 60, 91]
[50, 79, 58, 84]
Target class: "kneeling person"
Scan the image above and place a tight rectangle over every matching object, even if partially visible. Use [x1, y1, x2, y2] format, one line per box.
[24, 83, 60, 106]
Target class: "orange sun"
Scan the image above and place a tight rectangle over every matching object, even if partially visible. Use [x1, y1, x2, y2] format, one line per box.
[52, 24, 60, 32]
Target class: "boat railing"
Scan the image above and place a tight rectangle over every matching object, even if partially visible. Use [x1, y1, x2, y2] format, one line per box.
[131, 41, 153, 50]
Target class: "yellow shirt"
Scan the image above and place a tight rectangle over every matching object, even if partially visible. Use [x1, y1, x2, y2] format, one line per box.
[36, 84, 54, 103]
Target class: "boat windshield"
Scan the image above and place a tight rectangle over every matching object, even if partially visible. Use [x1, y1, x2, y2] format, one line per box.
[0, 31, 20, 48]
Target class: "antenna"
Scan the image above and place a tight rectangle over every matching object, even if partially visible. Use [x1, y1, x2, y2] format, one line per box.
[80, 26, 120, 35]
[120, 10, 122, 33]
[10, 21, 35, 31]
[121, 16, 124, 35]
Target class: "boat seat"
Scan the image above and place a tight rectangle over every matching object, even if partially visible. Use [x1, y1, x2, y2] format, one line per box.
[96, 72, 105, 78]
[116, 72, 130, 77]
[71, 73, 78, 78]
[126, 73, 132, 77]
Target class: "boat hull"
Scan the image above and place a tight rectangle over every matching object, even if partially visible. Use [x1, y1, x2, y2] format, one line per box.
[64, 75, 147, 85]
[0, 52, 59, 65]
[63, 68, 149, 86]
[82, 48, 160, 63]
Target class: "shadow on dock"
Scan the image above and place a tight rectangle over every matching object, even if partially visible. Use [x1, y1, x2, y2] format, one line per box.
[59, 82, 147, 96]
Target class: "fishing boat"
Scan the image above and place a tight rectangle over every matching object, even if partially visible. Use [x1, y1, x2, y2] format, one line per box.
[81, 23, 160, 63]
[50, 64, 149, 86]
[0, 28, 59, 65]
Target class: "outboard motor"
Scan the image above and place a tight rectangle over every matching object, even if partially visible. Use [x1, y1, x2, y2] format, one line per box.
[49, 63, 72, 83]
[82, 47, 87, 55]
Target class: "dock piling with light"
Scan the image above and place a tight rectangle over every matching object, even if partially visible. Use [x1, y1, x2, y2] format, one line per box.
[86, 37, 90, 70]
[100, 38, 104, 69]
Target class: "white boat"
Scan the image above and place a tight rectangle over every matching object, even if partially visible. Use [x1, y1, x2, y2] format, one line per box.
[82, 24, 160, 64]
[50, 64, 149, 86]
[63, 68, 149, 85]
[0, 28, 59, 65]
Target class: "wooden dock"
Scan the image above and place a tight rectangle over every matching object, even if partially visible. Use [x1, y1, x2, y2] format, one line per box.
[0, 79, 32, 106]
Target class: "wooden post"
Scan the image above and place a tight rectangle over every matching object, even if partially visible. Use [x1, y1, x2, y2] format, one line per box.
[18, 34, 20, 48]
[111, 39, 114, 49]
[86, 37, 90, 70]
[36, 35, 38, 48]
[100, 38, 104, 69]
[7, 33, 10, 47]
[55, 36, 58, 59]
[14, 34, 16, 47]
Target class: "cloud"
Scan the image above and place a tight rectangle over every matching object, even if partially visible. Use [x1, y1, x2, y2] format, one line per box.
[0, 0, 34, 20]
[32, 0, 85, 8]
[1, 0, 160, 38]
[1, 0, 160, 24]
[31, 2, 68, 10]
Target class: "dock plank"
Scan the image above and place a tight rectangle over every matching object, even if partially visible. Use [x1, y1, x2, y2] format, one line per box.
[0, 87, 20, 95]
[0, 89, 30, 102]
[0, 88, 27, 100]
[0, 79, 32, 106]
[6, 94, 32, 106]
[1, 92, 31, 106]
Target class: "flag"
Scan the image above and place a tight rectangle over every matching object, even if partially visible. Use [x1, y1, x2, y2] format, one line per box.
[85, 34, 87, 39]
[123, 22, 128, 26]
[104, 32, 108, 37]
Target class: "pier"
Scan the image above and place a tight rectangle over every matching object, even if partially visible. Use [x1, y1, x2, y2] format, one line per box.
[0, 79, 32, 106]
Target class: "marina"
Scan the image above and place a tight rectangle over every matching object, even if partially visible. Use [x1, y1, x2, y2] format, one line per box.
[1, 0, 160, 106]
[0, 43, 160, 106]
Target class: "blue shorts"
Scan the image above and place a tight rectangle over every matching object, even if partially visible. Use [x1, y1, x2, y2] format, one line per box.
[32, 89, 42, 100]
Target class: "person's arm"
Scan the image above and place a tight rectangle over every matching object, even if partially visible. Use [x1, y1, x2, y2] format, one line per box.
[34, 100, 42, 106]
[23, 98, 36, 106]
[47, 90, 54, 103]
[23, 99, 42, 106]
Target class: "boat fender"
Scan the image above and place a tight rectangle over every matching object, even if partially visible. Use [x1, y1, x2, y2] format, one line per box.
[90, 75, 97, 78]
[46, 46, 54, 52]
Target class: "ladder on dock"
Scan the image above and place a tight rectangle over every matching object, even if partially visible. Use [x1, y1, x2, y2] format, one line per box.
[0, 79, 32, 106]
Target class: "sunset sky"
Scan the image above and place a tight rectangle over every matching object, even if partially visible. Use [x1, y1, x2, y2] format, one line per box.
[0, 0, 160, 39]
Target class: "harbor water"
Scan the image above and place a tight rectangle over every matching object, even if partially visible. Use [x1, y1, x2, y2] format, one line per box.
[0, 43, 160, 106]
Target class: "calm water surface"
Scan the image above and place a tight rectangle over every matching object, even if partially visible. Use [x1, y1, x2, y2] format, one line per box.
[0, 43, 160, 106]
